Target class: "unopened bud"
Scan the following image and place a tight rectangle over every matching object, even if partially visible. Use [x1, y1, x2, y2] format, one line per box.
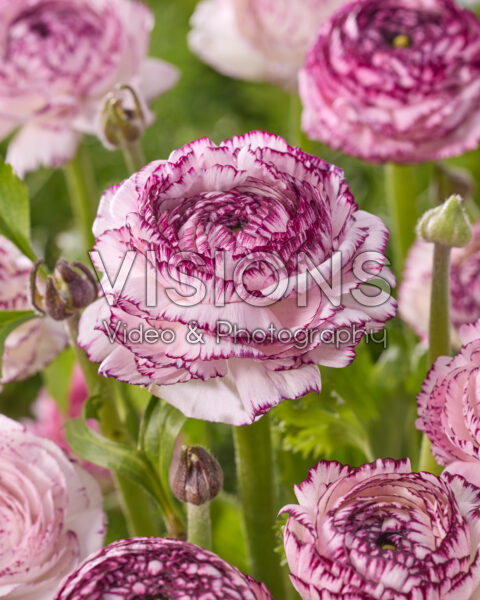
[417, 194, 472, 248]
[101, 84, 146, 148]
[171, 446, 223, 505]
[30, 259, 98, 321]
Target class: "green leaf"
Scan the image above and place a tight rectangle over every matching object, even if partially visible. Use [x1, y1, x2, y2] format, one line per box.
[139, 396, 186, 504]
[65, 413, 163, 503]
[0, 310, 37, 380]
[42, 347, 76, 414]
[0, 160, 36, 261]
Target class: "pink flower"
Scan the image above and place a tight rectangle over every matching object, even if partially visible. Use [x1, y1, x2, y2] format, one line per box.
[24, 366, 112, 486]
[189, 0, 348, 89]
[53, 537, 272, 599]
[281, 458, 480, 600]
[0, 235, 68, 383]
[399, 223, 480, 346]
[299, 0, 480, 163]
[1, 0, 179, 177]
[78, 131, 396, 426]
[417, 319, 480, 486]
[0, 415, 105, 600]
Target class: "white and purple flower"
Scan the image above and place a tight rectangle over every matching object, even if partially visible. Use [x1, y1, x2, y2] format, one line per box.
[188, 0, 348, 89]
[78, 131, 396, 426]
[417, 319, 480, 486]
[0, 415, 105, 600]
[281, 458, 480, 600]
[300, 0, 480, 163]
[0, 0, 178, 177]
[53, 537, 272, 599]
[0, 235, 68, 383]
[399, 222, 480, 346]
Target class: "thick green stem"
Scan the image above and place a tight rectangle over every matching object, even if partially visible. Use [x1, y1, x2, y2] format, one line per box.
[419, 243, 451, 473]
[64, 147, 96, 256]
[64, 313, 163, 537]
[385, 163, 419, 277]
[187, 502, 212, 550]
[121, 141, 146, 174]
[233, 415, 285, 599]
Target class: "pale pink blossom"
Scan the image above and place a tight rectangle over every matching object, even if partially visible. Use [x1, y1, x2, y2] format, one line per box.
[1, 0, 179, 177]
[399, 223, 480, 346]
[78, 131, 396, 426]
[54, 537, 272, 599]
[300, 0, 480, 163]
[0, 415, 105, 600]
[189, 0, 348, 89]
[0, 235, 68, 383]
[281, 458, 480, 600]
[417, 319, 480, 487]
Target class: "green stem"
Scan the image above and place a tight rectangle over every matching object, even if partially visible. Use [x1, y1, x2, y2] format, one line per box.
[64, 147, 96, 257]
[385, 163, 419, 277]
[419, 243, 451, 473]
[233, 415, 285, 599]
[288, 93, 302, 148]
[121, 141, 146, 174]
[187, 502, 212, 550]
[64, 313, 163, 537]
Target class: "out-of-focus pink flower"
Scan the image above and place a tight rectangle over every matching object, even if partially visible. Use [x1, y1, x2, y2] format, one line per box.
[300, 0, 480, 163]
[0, 235, 68, 383]
[1, 0, 179, 177]
[281, 458, 480, 600]
[78, 131, 396, 426]
[417, 319, 480, 486]
[0, 415, 105, 600]
[188, 0, 348, 89]
[24, 365, 111, 485]
[53, 537, 272, 599]
[399, 222, 480, 346]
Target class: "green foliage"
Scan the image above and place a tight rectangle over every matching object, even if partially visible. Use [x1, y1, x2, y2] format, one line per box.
[0, 159, 35, 260]
[42, 348, 76, 414]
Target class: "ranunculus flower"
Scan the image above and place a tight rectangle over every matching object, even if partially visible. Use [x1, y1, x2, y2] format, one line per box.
[78, 131, 396, 426]
[300, 0, 480, 163]
[24, 365, 112, 486]
[0, 414, 105, 600]
[0, 235, 68, 383]
[417, 319, 480, 486]
[53, 537, 272, 599]
[399, 222, 480, 346]
[188, 0, 348, 89]
[1, 0, 178, 177]
[281, 458, 480, 600]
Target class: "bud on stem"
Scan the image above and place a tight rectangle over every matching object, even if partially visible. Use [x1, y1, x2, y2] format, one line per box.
[417, 194, 472, 248]
[30, 259, 98, 321]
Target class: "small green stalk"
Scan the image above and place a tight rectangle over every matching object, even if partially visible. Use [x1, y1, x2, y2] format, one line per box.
[121, 141, 146, 174]
[187, 502, 212, 550]
[418, 243, 451, 473]
[233, 415, 285, 599]
[385, 163, 419, 276]
[64, 147, 96, 256]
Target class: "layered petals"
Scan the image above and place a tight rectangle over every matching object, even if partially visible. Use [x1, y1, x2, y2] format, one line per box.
[53, 537, 272, 599]
[300, 0, 480, 163]
[0, 415, 105, 600]
[281, 458, 480, 600]
[78, 131, 396, 425]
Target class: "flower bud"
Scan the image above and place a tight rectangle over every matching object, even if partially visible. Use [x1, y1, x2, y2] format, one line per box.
[30, 259, 98, 321]
[171, 445, 223, 505]
[100, 84, 146, 148]
[417, 194, 472, 248]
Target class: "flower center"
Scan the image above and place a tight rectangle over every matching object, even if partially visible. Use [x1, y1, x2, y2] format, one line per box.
[30, 21, 50, 38]
[376, 532, 397, 551]
[391, 33, 411, 48]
